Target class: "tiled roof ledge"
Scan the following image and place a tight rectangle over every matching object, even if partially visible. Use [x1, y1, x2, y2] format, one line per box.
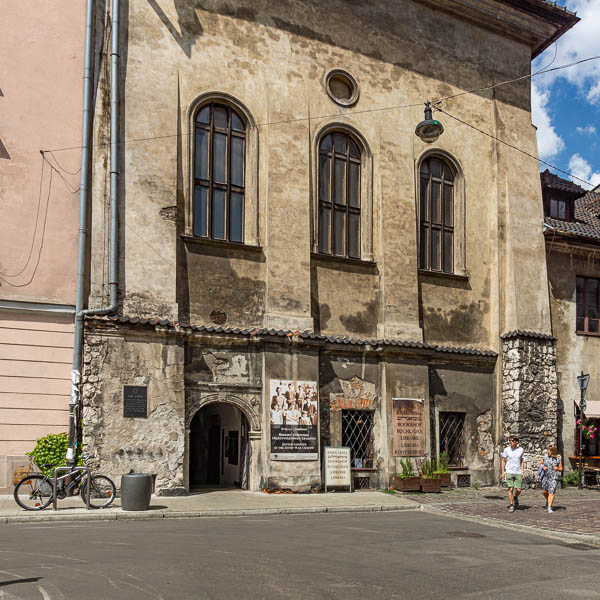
[501, 329, 555, 341]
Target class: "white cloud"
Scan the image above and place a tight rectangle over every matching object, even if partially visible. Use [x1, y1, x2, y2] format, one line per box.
[531, 83, 565, 159]
[533, 0, 600, 105]
[576, 124, 597, 135]
[568, 153, 600, 189]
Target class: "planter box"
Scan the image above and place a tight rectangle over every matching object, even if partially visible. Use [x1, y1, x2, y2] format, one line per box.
[436, 472, 451, 487]
[420, 477, 441, 493]
[394, 476, 421, 492]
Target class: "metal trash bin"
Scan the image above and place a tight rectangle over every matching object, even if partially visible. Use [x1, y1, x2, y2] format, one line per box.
[120, 473, 152, 511]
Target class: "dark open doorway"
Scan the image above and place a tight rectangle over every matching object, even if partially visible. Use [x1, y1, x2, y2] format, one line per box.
[189, 402, 249, 489]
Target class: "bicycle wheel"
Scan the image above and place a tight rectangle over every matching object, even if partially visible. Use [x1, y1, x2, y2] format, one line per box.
[13, 474, 54, 511]
[81, 475, 116, 508]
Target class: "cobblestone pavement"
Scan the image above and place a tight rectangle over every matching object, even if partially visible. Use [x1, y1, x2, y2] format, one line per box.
[399, 486, 600, 539]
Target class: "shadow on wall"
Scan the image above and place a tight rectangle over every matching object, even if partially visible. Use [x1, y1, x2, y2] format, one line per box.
[146, 0, 204, 57]
[144, 0, 531, 110]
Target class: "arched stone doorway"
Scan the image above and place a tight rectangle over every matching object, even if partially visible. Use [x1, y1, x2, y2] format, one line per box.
[189, 403, 249, 488]
[185, 392, 262, 492]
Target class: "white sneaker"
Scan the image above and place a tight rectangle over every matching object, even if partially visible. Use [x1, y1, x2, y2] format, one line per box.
[547, 507, 553, 513]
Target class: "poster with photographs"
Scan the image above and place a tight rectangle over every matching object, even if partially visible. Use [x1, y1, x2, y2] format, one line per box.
[269, 380, 318, 460]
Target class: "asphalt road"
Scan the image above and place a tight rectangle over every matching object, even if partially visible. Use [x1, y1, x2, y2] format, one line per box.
[1, 511, 599, 599]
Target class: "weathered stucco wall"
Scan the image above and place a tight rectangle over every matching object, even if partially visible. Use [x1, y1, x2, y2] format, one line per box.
[87, 0, 552, 348]
[429, 365, 496, 484]
[82, 331, 186, 492]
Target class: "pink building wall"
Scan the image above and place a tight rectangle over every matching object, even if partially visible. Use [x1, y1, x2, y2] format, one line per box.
[0, 1, 84, 491]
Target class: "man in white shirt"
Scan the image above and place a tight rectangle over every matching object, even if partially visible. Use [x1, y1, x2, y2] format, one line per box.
[501, 435, 524, 512]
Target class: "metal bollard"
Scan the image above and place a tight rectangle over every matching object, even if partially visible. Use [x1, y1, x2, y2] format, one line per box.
[120, 473, 152, 511]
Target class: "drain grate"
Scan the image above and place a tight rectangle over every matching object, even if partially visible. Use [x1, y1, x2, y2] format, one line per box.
[446, 531, 486, 539]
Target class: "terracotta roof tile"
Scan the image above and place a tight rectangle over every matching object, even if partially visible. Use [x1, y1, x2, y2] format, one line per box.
[86, 314, 497, 357]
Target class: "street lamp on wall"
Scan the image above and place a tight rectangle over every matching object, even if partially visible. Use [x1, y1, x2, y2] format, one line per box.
[577, 371, 590, 490]
[415, 101, 444, 143]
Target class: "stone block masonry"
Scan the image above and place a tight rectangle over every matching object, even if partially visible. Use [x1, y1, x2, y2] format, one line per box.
[502, 333, 558, 478]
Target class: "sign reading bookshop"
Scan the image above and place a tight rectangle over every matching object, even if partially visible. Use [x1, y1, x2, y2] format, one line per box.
[392, 398, 426, 456]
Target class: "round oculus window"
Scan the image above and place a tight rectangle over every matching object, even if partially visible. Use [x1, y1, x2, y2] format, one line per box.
[325, 70, 359, 106]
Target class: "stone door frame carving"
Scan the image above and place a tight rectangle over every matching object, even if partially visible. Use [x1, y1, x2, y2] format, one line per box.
[185, 391, 261, 433]
[184, 390, 262, 492]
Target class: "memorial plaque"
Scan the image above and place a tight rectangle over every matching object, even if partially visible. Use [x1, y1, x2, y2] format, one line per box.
[123, 385, 148, 418]
[323, 446, 351, 491]
[393, 398, 426, 456]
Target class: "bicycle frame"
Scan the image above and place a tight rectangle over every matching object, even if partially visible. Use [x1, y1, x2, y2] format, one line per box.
[53, 466, 91, 510]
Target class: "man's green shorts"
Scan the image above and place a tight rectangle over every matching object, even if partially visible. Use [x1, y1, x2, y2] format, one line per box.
[505, 473, 523, 489]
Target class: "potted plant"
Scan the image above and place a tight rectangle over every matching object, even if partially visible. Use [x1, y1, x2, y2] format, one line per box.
[420, 458, 441, 493]
[434, 451, 451, 487]
[394, 458, 420, 492]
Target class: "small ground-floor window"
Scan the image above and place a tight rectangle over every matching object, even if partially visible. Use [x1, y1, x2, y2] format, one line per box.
[439, 411, 465, 466]
[342, 410, 374, 469]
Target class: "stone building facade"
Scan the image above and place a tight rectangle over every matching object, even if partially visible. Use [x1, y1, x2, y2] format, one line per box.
[81, 0, 579, 493]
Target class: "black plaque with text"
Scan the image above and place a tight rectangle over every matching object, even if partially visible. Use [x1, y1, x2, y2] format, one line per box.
[123, 385, 147, 418]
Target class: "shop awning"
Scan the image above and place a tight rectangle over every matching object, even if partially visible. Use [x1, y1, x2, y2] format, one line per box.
[576, 399, 600, 419]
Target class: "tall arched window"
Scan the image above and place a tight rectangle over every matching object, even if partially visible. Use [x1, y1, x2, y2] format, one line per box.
[419, 156, 454, 273]
[193, 103, 245, 243]
[318, 132, 361, 258]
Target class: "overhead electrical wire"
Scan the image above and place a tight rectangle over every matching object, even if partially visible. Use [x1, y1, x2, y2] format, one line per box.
[0, 167, 54, 288]
[435, 106, 594, 187]
[40, 53, 600, 155]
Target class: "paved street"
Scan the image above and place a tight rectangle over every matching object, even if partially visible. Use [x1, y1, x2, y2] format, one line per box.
[1, 510, 599, 599]
[400, 486, 600, 540]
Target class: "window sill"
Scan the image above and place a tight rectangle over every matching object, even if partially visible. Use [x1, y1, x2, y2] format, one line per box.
[311, 252, 377, 268]
[576, 330, 600, 338]
[351, 467, 377, 471]
[181, 235, 263, 253]
[418, 269, 469, 281]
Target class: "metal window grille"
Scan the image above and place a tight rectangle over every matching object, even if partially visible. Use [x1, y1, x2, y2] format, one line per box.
[439, 412, 465, 466]
[456, 474, 471, 488]
[354, 476, 371, 490]
[342, 410, 374, 469]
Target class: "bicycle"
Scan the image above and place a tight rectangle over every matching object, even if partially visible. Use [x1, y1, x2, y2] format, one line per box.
[13, 458, 116, 511]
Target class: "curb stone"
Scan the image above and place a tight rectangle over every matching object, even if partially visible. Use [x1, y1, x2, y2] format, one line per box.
[423, 505, 600, 547]
[4, 503, 419, 524]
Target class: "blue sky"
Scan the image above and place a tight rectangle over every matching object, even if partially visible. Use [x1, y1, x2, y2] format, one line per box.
[531, 0, 600, 189]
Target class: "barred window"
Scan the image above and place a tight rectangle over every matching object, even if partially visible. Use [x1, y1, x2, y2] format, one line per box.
[342, 410, 374, 468]
[318, 132, 361, 258]
[439, 411, 465, 466]
[419, 157, 454, 273]
[577, 276, 600, 334]
[193, 103, 245, 243]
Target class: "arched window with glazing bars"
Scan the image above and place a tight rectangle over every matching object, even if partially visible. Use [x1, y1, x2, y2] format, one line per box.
[193, 103, 245, 243]
[419, 156, 454, 273]
[318, 132, 361, 259]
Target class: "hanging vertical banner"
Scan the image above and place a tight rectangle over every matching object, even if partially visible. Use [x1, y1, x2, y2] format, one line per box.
[393, 398, 426, 456]
[269, 379, 318, 460]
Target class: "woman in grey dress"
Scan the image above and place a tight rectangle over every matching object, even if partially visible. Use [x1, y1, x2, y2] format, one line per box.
[540, 446, 562, 513]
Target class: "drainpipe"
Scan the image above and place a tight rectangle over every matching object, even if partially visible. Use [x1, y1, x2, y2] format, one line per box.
[69, 0, 121, 463]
